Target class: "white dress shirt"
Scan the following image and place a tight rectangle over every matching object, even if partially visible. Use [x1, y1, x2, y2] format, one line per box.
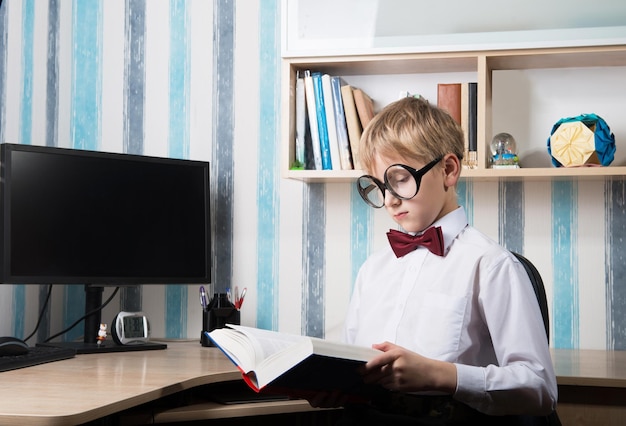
[344, 206, 558, 415]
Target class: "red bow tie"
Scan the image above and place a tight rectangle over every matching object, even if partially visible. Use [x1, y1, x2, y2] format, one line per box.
[387, 227, 445, 258]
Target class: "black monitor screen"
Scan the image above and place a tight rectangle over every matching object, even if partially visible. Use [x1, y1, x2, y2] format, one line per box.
[0, 143, 211, 285]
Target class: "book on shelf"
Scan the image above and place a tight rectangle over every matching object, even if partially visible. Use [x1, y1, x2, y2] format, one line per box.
[460, 83, 470, 156]
[303, 70, 323, 170]
[293, 71, 310, 170]
[466, 82, 478, 168]
[312, 72, 333, 170]
[459, 82, 478, 169]
[353, 87, 375, 130]
[331, 76, 354, 170]
[439, 82, 478, 169]
[321, 74, 342, 170]
[437, 83, 462, 125]
[467, 82, 477, 153]
[341, 84, 363, 170]
[206, 324, 386, 402]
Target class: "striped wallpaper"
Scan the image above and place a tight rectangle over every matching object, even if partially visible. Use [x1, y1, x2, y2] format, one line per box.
[0, 0, 625, 351]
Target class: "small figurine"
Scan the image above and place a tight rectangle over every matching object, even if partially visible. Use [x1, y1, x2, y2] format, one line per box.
[97, 323, 107, 346]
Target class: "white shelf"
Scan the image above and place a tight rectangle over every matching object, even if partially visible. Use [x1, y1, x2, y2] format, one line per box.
[281, 44, 626, 182]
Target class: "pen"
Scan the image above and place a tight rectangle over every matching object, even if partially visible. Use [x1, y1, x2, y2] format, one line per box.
[199, 286, 207, 311]
[235, 287, 247, 310]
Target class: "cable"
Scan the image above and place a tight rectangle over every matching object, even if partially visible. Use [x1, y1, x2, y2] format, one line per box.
[23, 284, 53, 343]
[44, 287, 121, 343]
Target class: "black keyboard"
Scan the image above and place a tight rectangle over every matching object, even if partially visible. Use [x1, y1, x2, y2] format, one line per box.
[0, 345, 76, 372]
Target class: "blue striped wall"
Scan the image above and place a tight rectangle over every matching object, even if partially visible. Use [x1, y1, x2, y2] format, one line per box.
[212, 0, 235, 298]
[1, 0, 625, 351]
[552, 181, 579, 348]
[607, 179, 626, 350]
[119, 0, 145, 318]
[164, 0, 191, 339]
[45, 0, 59, 149]
[257, 0, 280, 331]
[64, 0, 102, 342]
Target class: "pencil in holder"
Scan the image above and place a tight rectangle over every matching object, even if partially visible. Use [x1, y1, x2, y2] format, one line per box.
[201, 293, 240, 347]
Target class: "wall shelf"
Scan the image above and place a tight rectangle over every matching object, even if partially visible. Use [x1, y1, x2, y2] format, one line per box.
[281, 44, 626, 182]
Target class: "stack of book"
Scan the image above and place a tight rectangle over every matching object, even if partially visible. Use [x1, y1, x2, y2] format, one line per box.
[293, 71, 375, 171]
[437, 82, 478, 169]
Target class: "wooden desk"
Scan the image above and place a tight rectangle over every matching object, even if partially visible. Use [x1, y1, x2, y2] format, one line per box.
[0, 341, 327, 426]
[552, 348, 626, 425]
[2, 345, 624, 425]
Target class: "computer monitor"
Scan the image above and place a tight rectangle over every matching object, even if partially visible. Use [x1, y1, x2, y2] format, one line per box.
[0, 143, 211, 352]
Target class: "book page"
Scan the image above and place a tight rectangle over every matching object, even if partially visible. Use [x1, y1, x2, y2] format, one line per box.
[228, 324, 306, 360]
[208, 328, 259, 372]
[310, 336, 380, 361]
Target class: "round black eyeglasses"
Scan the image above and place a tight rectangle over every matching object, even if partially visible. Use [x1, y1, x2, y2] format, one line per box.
[356, 157, 442, 208]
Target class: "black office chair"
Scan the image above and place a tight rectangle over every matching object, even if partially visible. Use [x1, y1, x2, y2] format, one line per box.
[511, 252, 562, 426]
[512, 252, 550, 341]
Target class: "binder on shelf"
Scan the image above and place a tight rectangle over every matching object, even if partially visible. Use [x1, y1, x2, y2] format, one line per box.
[303, 70, 322, 170]
[460, 83, 470, 156]
[437, 83, 462, 125]
[467, 82, 478, 153]
[330, 76, 354, 170]
[293, 71, 309, 170]
[353, 88, 375, 130]
[312, 72, 333, 170]
[321, 74, 342, 170]
[341, 84, 363, 170]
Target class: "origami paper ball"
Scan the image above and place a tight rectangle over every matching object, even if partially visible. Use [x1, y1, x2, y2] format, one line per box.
[547, 114, 615, 167]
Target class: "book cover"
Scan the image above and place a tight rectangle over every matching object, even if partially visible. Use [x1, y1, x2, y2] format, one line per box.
[437, 83, 462, 125]
[206, 324, 385, 402]
[340, 84, 363, 170]
[460, 82, 470, 155]
[303, 70, 322, 170]
[330, 76, 354, 170]
[293, 72, 310, 170]
[321, 74, 342, 170]
[467, 82, 478, 152]
[312, 72, 332, 170]
[352, 88, 375, 129]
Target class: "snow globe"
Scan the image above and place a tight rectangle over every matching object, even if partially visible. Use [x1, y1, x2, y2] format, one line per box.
[490, 132, 519, 169]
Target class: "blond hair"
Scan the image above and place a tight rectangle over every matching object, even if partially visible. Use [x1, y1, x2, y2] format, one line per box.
[358, 97, 464, 173]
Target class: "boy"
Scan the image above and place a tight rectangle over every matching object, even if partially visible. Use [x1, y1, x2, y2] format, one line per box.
[322, 97, 558, 424]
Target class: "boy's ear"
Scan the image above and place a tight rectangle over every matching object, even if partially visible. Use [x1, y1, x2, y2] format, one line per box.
[442, 154, 461, 187]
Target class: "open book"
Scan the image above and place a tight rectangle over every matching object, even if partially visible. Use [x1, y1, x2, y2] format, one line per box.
[206, 324, 386, 401]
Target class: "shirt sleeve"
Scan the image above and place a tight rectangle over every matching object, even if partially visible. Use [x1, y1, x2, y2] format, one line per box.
[453, 253, 558, 416]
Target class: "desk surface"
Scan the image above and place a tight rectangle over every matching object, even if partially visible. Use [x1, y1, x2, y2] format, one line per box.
[1, 344, 625, 425]
[0, 341, 241, 426]
[551, 348, 626, 388]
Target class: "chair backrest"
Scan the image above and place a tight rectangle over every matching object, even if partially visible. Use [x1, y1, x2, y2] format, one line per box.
[512, 252, 550, 341]
[511, 253, 561, 426]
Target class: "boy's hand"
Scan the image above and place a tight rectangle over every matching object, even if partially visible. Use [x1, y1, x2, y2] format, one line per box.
[361, 341, 457, 394]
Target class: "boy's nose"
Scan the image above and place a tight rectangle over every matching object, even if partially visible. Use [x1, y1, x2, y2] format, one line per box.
[384, 189, 401, 207]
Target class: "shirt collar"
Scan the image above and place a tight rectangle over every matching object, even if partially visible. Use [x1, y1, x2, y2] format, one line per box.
[428, 206, 469, 255]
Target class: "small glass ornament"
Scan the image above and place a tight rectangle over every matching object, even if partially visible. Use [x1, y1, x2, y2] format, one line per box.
[490, 132, 520, 168]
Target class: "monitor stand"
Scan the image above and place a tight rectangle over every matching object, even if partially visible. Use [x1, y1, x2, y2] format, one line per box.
[38, 285, 167, 354]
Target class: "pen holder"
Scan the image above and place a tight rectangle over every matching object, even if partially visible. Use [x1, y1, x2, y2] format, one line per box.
[201, 293, 240, 347]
